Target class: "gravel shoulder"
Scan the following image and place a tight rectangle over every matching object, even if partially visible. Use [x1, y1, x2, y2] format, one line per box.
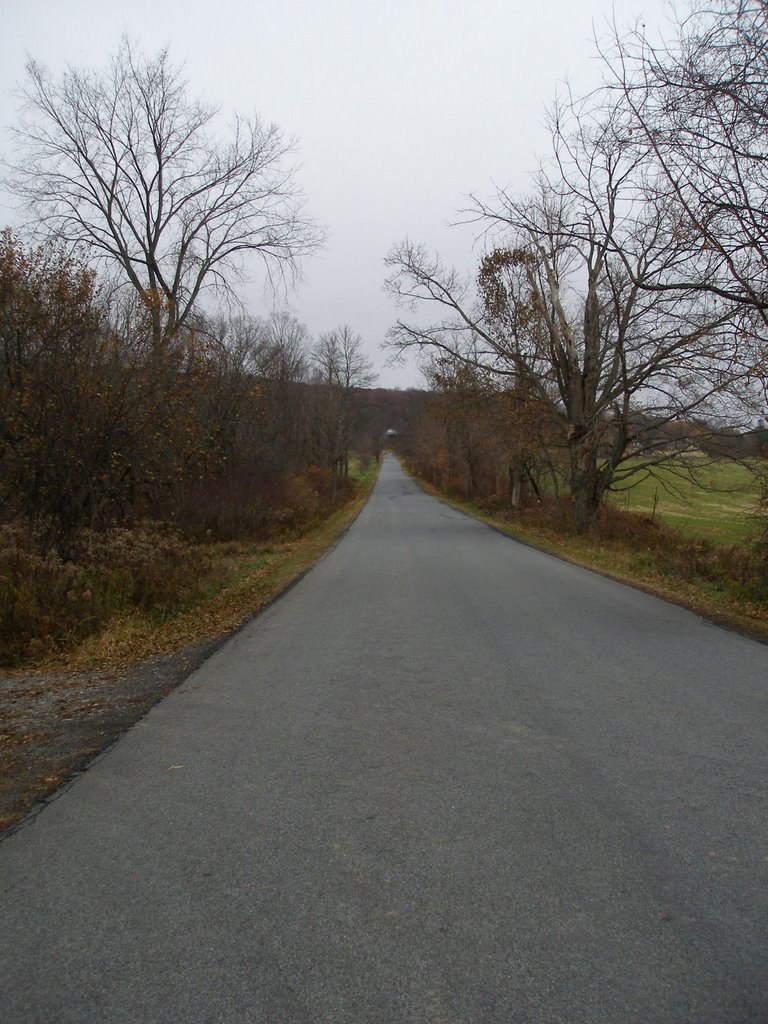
[0, 637, 225, 836]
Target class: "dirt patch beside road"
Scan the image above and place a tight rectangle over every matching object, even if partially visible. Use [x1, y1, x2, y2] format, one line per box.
[0, 638, 224, 838]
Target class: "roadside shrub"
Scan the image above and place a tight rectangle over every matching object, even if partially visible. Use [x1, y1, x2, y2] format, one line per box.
[299, 465, 335, 503]
[0, 522, 208, 666]
[74, 524, 204, 613]
[0, 526, 103, 664]
[172, 464, 358, 542]
[481, 494, 768, 602]
[598, 505, 768, 601]
[172, 468, 308, 541]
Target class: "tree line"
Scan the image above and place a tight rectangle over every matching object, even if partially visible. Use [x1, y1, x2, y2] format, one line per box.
[0, 231, 377, 556]
[1, 39, 378, 560]
[385, 0, 768, 536]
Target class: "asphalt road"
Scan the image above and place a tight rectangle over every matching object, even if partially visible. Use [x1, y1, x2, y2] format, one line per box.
[2, 454, 768, 1023]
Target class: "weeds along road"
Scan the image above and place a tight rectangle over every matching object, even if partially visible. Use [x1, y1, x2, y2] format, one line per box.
[2, 454, 768, 1024]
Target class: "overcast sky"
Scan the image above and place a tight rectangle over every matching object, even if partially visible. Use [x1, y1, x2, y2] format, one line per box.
[1, 0, 669, 387]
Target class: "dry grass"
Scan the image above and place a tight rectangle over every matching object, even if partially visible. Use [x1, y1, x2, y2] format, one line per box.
[1, 464, 378, 674]
[609, 458, 761, 544]
[417, 480, 768, 643]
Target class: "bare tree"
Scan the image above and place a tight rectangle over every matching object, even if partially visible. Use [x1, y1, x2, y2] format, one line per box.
[7, 37, 321, 351]
[386, 96, 746, 534]
[601, 0, 768, 336]
[311, 325, 376, 479]
[255, 312, 312, 469]
[258, 311, 311, 386]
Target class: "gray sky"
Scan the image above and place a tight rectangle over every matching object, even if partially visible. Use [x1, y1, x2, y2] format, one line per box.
[0, 0, 669, 387]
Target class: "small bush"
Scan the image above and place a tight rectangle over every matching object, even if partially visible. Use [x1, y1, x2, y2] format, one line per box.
[0, 522, 209, 666]
[75, 524, 205, 613]
[0, 526, 100, 664]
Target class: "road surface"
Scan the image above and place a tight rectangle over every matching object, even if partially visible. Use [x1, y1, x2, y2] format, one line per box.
[1, 455, 767, 1023]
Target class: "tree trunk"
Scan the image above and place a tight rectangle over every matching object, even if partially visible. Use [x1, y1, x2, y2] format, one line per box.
[509, 459, 526, 510]
[569, 430, 601, 536]
[467, 447, 477, 499]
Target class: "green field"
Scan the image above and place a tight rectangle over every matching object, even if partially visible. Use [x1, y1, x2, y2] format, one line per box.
[609, 459, 763, 545]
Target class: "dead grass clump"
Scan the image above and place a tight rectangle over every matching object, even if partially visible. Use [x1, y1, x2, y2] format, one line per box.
[0, 522, 209, 667]
[75, 525, 206, 613]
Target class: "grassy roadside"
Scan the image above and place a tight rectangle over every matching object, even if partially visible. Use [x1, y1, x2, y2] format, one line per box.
[413, 477, 768, 644]
[607, 458, 760, 544]
[6, 460, 380, 677]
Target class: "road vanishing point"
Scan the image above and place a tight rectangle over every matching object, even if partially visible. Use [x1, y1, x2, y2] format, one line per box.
[1, 454, 768, 1023]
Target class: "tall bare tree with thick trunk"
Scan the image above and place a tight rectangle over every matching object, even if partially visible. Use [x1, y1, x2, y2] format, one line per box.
[386, 95, 746, 535]
[7, 38, 321, 352]
[599, 0, 768, 532]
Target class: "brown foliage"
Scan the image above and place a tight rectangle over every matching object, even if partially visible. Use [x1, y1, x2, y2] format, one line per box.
[0, 228, 390, 662]
[0, 523, 206, 666]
